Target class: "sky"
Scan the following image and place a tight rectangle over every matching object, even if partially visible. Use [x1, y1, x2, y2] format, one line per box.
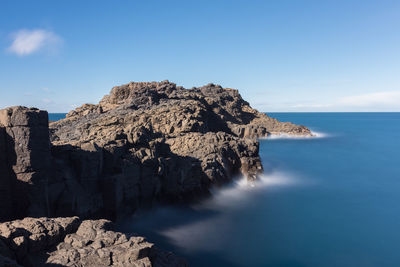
[0, 0, 399, 112]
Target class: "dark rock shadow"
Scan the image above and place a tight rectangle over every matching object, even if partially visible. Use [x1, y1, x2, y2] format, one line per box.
[0, 129, 32, 221]
[0, 127, 14, 222]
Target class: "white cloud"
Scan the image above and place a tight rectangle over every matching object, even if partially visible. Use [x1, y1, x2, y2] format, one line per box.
[7, 29, 62, 56]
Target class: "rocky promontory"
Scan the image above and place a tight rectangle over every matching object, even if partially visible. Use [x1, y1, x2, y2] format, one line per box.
[0, 81, 312, 266]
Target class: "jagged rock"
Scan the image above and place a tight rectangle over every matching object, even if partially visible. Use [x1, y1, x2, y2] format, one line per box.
[0, 82, 311, 222]
[165, 132, 262, 182]
[0, 217, 80, 266]
[0, 218, 186, 267]
[47, 219, 187, 267]
[0, 81, 312, 266]
[0, 217, 80, 251]
[46, 81, 311, 219]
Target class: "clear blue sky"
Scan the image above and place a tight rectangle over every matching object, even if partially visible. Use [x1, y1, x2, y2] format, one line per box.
[1, 0, 399, 112]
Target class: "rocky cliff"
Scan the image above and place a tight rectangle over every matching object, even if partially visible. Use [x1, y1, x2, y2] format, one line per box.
[0, 107, 50, 220]
[47, 81, 311, 219]
[0, 81, 312, 266]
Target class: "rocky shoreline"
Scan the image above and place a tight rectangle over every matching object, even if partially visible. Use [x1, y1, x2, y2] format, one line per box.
[0, 81, 312, 266]
[0, 217, 186, 266]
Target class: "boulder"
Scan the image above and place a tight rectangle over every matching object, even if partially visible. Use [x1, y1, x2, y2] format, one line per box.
[47, 219, 187, 267]
[0, 217, 80, 266]
[0, 217, 186, 267]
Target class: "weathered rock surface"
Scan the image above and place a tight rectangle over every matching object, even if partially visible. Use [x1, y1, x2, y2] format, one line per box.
[0, 217, 186, 267]
[0, 217, 79, 266]
[0, 107, 50, 220]
[0, 81, 311, 221]
[0, 81, 312, 266]
[46, 81, 311, 219]
[47, 219, 186, 267]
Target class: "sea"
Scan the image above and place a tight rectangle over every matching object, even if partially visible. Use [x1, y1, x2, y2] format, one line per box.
[49, 112, 400, 267]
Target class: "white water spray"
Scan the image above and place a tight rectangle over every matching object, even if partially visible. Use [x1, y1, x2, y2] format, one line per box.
[266, 130, 329, 139]
[161, 170, 304, 251]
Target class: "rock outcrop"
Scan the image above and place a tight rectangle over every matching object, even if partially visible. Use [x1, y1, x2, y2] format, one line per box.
[0, 217, 186, 267]
[1, 81, 312, 222]
[0, 81, 312, 266]
[46, 81, 311, 220]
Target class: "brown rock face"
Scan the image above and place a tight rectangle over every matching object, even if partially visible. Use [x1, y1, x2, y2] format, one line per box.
[0, 81, 312, 266]
[47, 81, 311, 219]
[0, 217, 80, 266]
[47, 219, 187, 267]
[0, 107, 50, 219]
[0, 81, 311, 222]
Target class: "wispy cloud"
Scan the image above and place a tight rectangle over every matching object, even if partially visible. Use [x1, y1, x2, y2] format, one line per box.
[42, 98, 53, 104]
[289, 91, 400, 111]
[7, 29, 62, 56]
[291, 103, 333, 108]
[337, 91, 400, 107]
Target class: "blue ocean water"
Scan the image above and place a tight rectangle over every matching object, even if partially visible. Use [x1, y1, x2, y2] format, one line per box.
[52, 112, 400, 266]
[115, 113, 400, 267]
[49, 113, 67, 121]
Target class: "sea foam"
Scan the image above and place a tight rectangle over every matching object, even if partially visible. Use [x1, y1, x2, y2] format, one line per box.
[160, 170, 303, 251]
[201, 171, 298, 210]
[266, 130, 329, 139]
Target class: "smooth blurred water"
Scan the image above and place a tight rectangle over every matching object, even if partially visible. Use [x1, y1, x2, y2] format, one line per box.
[100, 112, 399, 266]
